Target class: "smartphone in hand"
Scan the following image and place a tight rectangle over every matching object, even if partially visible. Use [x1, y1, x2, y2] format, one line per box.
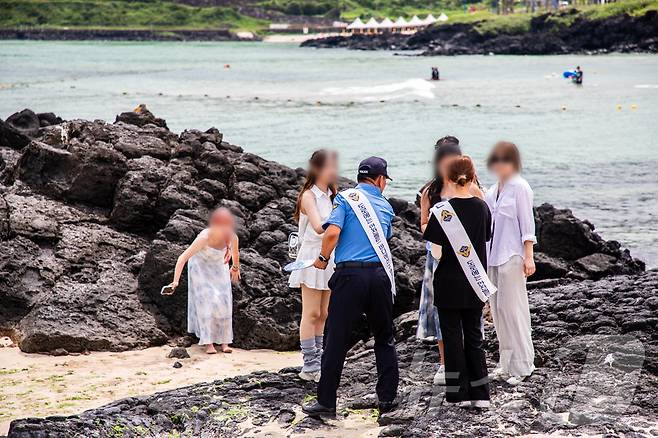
[160, 284, 175, 296]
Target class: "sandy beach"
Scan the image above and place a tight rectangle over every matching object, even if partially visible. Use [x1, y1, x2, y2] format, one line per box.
[263, 33, 339, 43]
[0, 345, 303, 435]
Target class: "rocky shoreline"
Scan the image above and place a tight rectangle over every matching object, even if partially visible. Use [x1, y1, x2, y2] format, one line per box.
[8, 271, 658, 436]
[0, 28, 255, 42]
[1, 107, 655, 436]
[301, 9, 658, 55]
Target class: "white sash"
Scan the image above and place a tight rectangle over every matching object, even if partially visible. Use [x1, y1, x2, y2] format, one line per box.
[430, 200, 496, 302]
[342, 188, 396, 297]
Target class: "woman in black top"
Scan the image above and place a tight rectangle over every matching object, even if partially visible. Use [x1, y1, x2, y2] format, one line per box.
[423, 156, 492, 408]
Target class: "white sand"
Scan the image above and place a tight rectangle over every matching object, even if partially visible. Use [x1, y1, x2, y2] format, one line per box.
[0, 345, 301, 435]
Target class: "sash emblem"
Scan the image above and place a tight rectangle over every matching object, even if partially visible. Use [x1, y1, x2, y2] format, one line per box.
[458, 245, 471, 257]
[440, 210, 453, 222]
[348, 192, 360, 202]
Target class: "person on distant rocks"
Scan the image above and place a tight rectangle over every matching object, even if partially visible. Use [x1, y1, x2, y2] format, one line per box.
[485, 141, 536, 385]
[423, 156, 492, 408]
[303, 156, 399, 417]
[431, 67, 440, 81]
[417, 136, 484, 386]
[289, 149, 339, 382]
[168, 208, 241, 354]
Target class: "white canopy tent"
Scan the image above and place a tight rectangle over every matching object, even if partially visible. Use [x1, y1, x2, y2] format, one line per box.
[423, 14, 437, 25]
[438, 12, 449, 22]
[364, 17, 380, 28]
[347, 17, 365, 30]
[408, 15, 424, 27]
[379, 17, 394, 29]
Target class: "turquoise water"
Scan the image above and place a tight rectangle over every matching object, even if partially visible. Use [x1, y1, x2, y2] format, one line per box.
[1, 41, 657, 265]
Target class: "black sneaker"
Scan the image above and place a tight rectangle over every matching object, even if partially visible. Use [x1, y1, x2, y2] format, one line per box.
[302, 401, 336, 418]
[378, 399, 399, 414]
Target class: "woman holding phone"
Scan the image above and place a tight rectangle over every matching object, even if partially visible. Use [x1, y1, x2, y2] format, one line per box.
[168, 207, 240, 354]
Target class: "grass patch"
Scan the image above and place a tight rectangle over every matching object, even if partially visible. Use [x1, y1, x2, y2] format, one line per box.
[153, 378, 172, 385]
[211, 402, 249, 422]
[0, 368, 21, 375]
[0, 0, 267, 32]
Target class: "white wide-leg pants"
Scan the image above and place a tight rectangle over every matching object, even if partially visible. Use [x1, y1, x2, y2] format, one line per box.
[488, 255, 535, 378]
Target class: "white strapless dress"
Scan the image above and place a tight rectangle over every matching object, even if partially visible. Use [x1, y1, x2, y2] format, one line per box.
[187, 245, 233, 345]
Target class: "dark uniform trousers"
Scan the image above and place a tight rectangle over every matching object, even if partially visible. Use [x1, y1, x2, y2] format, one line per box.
[317, 265, 399, 408]
[438, 308, 490, 403]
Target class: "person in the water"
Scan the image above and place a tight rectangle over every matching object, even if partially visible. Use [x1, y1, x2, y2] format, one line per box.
[431, 67, 440, 81]
[574, 66, 583, 84]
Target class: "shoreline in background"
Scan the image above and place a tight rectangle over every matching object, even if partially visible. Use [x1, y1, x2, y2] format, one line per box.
[0, 345, 301, 435]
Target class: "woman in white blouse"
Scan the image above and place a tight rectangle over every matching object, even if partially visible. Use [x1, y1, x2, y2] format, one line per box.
[484, 141, 536, 386]
[289, 150, 338, 382]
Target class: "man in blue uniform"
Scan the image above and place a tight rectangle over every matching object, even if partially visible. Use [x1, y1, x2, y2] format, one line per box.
[302, 156, 399, 417]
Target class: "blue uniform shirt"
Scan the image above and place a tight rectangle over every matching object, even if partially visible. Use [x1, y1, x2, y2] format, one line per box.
[323, 183, 395, 263]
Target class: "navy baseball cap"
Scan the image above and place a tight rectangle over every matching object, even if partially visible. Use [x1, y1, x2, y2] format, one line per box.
[358, 156, 392, 180]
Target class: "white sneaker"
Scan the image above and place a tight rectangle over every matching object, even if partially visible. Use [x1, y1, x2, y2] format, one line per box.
[489, 367, 506, 381]
[506, 376, 524, 386]
[471, 400, 491, 409]
[433, 365, 446, 385]
[299, 370, 320, 382]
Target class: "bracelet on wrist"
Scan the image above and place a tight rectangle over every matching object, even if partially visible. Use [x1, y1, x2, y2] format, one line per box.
[231, 265, 240, 271]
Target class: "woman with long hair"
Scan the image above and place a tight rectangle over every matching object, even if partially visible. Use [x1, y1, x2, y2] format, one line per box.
[417, 136, 483, 385]
[169, 207, 240, 354]
[485, 141, 536, 385]
[423, 156, 492, 407]
[289, 149, 338, 382]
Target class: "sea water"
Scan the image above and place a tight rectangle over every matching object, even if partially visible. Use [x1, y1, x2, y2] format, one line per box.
[1, 41, 657, 265]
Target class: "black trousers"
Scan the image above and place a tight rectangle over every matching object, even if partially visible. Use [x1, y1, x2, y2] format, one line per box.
[317, 265, 399, 408]
[438, 308, 490, 403]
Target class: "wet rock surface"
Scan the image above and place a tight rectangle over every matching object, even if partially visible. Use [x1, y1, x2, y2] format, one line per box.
[9, 271, 658, 437]
[0, 106, 643, 356]
[302, 10, 658, 55]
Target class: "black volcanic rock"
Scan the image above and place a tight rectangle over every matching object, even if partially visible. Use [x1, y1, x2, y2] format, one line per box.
[302, 10, 658, 55]
[8, 271, 658, 437]
[115, 104, 168, 129]
[0, 107, 424, 353]
[0, 119, 31, 151]
[5, 109, 41, 137]
[0, 107, 643, 355]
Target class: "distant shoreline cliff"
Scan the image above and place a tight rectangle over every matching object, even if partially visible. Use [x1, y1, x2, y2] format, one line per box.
[0, 28, 257, 41]
[302, 9, 658, 55]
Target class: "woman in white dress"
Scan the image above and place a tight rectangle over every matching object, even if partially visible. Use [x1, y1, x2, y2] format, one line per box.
[169, 207, 241, 354]
[485, 141, 536, 385]
[289, 150, 338, 381]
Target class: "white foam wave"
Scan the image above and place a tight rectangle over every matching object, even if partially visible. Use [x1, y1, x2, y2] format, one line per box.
[635, 84, 658, 89]
[320, 78, 436, 100]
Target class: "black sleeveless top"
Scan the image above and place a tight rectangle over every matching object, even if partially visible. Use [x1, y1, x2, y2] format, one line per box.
[423, 197, 492, 309]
